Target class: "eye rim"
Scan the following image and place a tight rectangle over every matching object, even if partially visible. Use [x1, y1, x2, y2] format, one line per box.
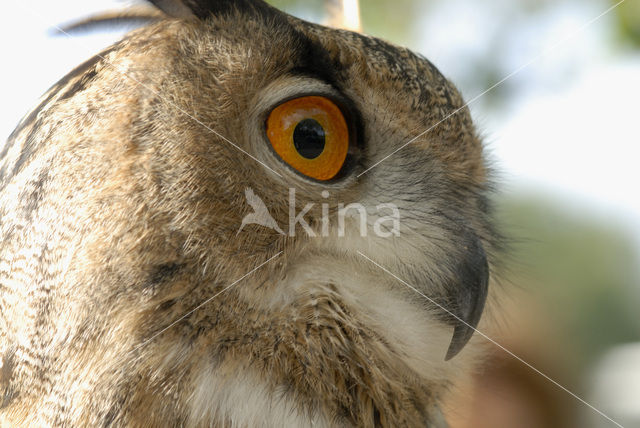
[262, 92, 361, 183]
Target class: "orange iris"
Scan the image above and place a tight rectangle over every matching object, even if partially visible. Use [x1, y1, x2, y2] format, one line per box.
[266, 96, 349, 181]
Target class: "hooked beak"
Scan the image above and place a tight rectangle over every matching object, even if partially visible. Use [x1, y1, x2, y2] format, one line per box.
[444, 232, 489, 361]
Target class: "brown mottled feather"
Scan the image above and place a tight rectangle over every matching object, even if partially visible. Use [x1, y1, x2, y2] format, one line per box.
[0, 1, 498, 426]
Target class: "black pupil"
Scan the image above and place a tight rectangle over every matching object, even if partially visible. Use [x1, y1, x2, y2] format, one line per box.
[293, 118, 325, 159]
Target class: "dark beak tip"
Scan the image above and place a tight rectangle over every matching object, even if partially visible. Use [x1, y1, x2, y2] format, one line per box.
[444, 239, 490, 361]
[444, 324, 475, 361]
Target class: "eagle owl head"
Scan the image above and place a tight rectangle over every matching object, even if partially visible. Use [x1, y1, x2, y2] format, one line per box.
[0, 0, 497, 426]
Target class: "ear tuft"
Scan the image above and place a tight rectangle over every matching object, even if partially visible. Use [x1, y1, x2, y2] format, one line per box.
[54, 6, 165, 36]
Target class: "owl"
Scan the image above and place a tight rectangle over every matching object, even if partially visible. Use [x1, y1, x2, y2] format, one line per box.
[0, 0, 496, 426]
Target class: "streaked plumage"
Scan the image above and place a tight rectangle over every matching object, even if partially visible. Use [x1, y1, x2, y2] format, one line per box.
[0, 1, 498, 426]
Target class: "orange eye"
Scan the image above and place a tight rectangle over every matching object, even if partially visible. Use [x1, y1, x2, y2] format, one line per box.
[266, 96, 349, 181]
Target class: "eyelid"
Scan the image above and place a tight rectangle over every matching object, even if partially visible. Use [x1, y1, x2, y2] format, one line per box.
[263, 91, 350, 123]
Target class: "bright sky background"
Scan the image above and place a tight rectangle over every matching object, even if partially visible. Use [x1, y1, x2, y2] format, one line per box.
[1, 0, 639, 247]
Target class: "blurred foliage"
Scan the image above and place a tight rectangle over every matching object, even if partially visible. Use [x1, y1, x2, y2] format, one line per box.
[612, 0, 640, 48]
[497, 194, 640, 370]
[267, 0, 423, 45]
[270, 0, 640, 48]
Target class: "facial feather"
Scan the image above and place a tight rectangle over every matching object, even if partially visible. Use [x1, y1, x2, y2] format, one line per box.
[0, 1, 498, 426]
